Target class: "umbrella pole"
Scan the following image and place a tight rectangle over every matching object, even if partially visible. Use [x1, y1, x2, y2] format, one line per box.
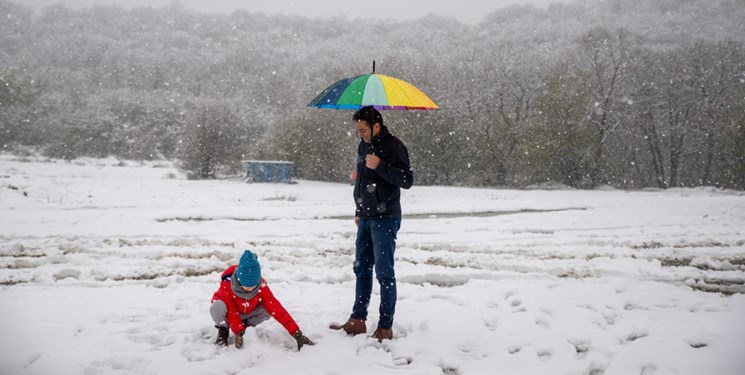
[368, 120, 375, 155]
[369, 60, 376, 154]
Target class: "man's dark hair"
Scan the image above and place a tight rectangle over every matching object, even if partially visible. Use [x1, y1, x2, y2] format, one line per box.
[353, 106, 384, 127]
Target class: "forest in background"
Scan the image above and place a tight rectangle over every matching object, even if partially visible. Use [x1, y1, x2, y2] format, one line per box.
[1, 0, 744, 188]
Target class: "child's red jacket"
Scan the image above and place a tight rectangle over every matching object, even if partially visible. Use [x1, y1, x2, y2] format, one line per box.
[211, 265, 300, 335]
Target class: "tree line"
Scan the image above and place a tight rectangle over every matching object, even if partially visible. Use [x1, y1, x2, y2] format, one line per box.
[1, 0, 744, 188]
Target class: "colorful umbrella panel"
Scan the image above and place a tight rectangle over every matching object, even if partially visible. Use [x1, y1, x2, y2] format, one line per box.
[308, 73, 438, 111]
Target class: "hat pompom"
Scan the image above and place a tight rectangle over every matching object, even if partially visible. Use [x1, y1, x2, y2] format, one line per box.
[236, 250, 261, 287]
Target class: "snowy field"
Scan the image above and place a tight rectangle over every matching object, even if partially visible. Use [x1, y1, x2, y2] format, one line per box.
[1, 154, 744, 375]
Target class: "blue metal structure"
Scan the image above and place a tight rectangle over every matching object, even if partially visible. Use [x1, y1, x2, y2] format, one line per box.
[243, 160, 294, 183]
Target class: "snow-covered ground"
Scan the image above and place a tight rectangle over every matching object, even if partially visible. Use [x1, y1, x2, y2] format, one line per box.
[1, 154, 744, 375]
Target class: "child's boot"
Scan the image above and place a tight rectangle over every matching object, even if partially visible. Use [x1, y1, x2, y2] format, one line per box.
[215, 326, 229, 346]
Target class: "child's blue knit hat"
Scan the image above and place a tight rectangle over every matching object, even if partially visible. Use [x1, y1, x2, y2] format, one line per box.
[236, 250, 261, 287]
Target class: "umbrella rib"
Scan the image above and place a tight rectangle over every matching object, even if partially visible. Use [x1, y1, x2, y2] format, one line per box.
[394, 79, 415, 108]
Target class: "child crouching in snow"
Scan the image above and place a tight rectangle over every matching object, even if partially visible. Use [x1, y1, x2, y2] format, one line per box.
[210, 250, 315, 350]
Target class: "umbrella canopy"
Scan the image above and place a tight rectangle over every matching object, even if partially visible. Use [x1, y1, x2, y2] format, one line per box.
[307, 73, 439, 111]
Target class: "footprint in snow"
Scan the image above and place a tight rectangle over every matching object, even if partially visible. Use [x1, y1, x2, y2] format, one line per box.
[507, 345, 522, 354]
[534, 317, 550, 329]
[509, 299, 526, 313]
[181, 343, 217, 362]
[355, 338, 412, 367]
[586, 364, 607, 375]
[569, 340, 591, 358]
[482, 315, 499, 331]
[688, 341, 709, 349]
[622, 330, 648, 344]
[503, 291, 516, 300]
[440, 365, 461, 375]
[536, 349, 552, 361]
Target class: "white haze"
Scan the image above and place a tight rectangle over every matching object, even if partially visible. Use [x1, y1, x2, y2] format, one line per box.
[17, 0, 572, 24]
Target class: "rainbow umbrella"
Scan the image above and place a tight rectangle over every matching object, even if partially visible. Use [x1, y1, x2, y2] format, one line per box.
[307, 63, 439, 111]
[308, 63, 438, 152]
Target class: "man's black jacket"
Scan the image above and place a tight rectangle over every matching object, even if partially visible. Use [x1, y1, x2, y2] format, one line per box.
[354, 126, 413, 219]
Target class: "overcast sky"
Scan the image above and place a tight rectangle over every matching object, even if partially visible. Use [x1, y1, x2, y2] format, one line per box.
[18, 0, 568, 24]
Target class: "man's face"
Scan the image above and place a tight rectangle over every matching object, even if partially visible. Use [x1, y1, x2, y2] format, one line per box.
[356, 120, 378, 144]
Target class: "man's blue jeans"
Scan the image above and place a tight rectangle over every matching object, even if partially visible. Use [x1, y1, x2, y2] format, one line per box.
[351, 217, 401, 329]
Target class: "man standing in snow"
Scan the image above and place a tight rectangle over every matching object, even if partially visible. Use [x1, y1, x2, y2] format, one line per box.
[330, 106, 413, 341]
[210, 250, 315, 350]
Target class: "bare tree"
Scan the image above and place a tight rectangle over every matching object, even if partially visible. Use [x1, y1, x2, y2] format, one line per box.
[684, 40, 745, 186]
[573, 27, 636, 188]
[178, 101, 243, 179]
